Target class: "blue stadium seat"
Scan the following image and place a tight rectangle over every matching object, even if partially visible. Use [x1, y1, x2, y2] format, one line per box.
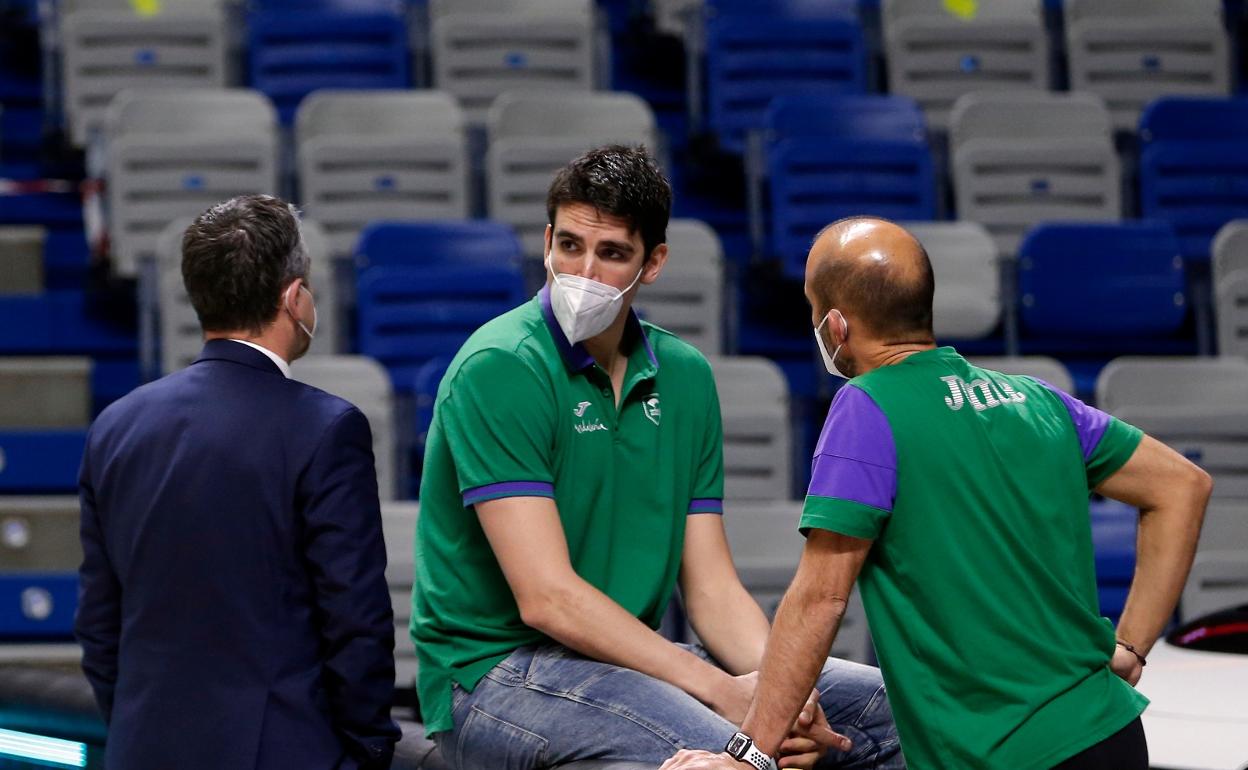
[1090, 498, 1137, 624]
[413, 355, 452, 451]
[1139, 97, 1248, 262]
[356, 264, 526, 394]
[705, 0, 866, 154]
[1018, 222, 1189, 352]
[0, 291, 136, 356]
[355, 220, 523, 271]
[0, 573, 78, 639]
[764, 92, 935, 278]
[248, 0, 409, 124]
[0, 430, 87, 493]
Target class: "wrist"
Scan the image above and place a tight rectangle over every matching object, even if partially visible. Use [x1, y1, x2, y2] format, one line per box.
[724, 731, 778, 770]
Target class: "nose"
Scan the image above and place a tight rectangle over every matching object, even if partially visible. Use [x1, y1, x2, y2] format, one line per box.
[559, 252, 599, 282]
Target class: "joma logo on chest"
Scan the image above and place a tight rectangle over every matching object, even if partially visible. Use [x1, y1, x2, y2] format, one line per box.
[940, 375, 1027, 412]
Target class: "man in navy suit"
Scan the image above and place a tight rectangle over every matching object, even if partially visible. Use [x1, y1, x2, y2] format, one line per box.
[75, 194, 400, 769]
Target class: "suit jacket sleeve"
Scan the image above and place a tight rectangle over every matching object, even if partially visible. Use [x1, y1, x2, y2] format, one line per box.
[301, 407, 401, 767]
[74, 432, 120, 723]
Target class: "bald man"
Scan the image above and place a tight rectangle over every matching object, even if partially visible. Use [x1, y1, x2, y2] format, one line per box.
[662, 217, 1212, 770]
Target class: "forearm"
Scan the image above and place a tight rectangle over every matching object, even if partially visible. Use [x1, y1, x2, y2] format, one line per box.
[741, 583, 846, 757]
[527, 575, 731, 705]
[686, 581, 771, 675]
[1118, 491, 1209, 654]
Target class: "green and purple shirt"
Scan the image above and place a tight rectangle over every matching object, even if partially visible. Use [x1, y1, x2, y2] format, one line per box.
[411, 287, 725, 733]
[801, 347, 1146, 770]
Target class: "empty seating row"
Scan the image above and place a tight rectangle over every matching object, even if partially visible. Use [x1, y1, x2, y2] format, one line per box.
[681, 0, 1230, 151]
[57, 0, 601, 145]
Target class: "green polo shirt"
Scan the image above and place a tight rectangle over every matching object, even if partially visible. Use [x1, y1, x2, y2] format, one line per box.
[411, 286, 725, 734]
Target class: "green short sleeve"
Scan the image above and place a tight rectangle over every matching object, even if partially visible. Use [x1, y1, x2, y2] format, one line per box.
[799, 495, 887, 540]
[438, 349, 557, 504]
[689, 362, 724, 513]
[1087, 417, 1144, 488]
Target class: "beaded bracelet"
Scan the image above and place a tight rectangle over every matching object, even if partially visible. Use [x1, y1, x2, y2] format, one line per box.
[1116, 639, 1147, 667]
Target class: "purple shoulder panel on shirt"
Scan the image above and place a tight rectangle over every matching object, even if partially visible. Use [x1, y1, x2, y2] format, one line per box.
[1031, 378, 1111, 462]
[807, 384, 897, 511]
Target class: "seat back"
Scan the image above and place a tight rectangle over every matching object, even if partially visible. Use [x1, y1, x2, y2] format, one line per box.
[106, 89, 279, 277]
[882, 0, 1047, 130]
[1217, 270, 1248, 358]
[632, 219, 724, 355]
[1065, 0, 1229, 131]
[1181, 551, 1248, 621]
[430, 0, 597, 123]
[905, 221, 999, 339]
[297, 91, 470, 256]
[0, 358, 92, 429]
[485, 91, 657, 257]
[705, 2, 865, 153]
[1139, 98, 1248, 263]
[292, 355, 398, 501]
[1018, 222, 1186, 339]
[0, 496, 82, 573]
[248, 0, 409, 124]
[381, 501, 419, 689]
[950, 91, 1119, 257]
[766, 93, 934, 278]
[708, 356, 792, 501]
[356, 219, 524, 272]
[722, 499, 871, 662]
[60, 0, 228, 146]
[1213, 219, 1248, 288]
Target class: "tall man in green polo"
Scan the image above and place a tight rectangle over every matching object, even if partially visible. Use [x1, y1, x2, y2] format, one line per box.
[662, 217, 1212, 770]
[411, 148, 903, 769]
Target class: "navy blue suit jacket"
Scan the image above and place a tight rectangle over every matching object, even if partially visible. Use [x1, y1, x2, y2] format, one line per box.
[76, 340, 400, 769]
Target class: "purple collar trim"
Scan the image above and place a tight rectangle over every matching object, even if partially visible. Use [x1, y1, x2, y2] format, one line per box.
[538, 284, 659, 372]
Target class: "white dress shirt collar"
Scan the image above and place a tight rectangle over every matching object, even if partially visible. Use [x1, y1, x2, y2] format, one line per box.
[227, 339, 291, 378]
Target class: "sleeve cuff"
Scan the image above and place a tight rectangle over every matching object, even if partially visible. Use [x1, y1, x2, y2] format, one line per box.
[687, 498, 724, 515]
[1087, 419, 1145, 488]
[799, 495, 888, 540]
[462, 481, 555, 507]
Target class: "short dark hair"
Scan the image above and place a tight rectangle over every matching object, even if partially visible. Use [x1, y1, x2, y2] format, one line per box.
[181, 194, 308, 334]
[545, 144, 672, 258]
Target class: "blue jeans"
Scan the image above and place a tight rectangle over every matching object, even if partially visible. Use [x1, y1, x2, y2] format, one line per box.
[436, 642, 904, 769]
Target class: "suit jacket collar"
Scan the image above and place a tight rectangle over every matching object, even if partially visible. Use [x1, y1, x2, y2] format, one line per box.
[194, 338, 285, 377]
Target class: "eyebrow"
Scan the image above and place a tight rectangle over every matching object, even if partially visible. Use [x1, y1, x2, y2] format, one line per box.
[554, 229, 637, 254]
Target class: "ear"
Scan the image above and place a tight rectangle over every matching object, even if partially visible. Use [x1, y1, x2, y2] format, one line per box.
[640, 243, 668, 285]
[543, 224, 553, 257]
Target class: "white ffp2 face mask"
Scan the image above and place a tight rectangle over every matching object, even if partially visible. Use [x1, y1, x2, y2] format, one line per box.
[546, 254, 644, 344]
[286, 283, 317, 340]
[814, 309, 849, 378]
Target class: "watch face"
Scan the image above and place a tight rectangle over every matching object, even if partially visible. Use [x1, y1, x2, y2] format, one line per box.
[726, 735, 749, 757]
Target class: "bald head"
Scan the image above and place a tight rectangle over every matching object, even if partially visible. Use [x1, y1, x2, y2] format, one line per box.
[804, 217, 935, 340]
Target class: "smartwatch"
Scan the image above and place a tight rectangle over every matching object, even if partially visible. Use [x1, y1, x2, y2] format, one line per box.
[724, 732, 778, 770]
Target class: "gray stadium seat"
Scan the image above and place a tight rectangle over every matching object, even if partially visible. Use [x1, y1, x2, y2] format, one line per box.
[430, 0, 598, 123]
[904, 221, 999, 339]
[60, 0, 228, 147]
[107, 88, 279, 278]
[721, 500, 872, 664]
[486, 90, 657, 257]
[296, 90, 471, 257]
[155, 217, 339, 374]
[292, 356, 398, 502]
[1097, 356, 1248, 500]
[0, 227, 45, 293]
[1065, 0, 1229, 132]
[381, 501, 419, 690]
[882, 0, 1048, 131]
[1214, 221, 1248, 358]
[950, 91, 1120, 257]
[708, 356, 793, 502]
[968, 356, 1074, 395]
[1213, 219, 1248, 288]
[0, 496, 82, 573]
[1181, 551, 1248, 621]
[1197, 501, 1248, 555]
[632, 219, 723, 355]
[1217, 270, 1248, 359]
[0, 358, 92, 429]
